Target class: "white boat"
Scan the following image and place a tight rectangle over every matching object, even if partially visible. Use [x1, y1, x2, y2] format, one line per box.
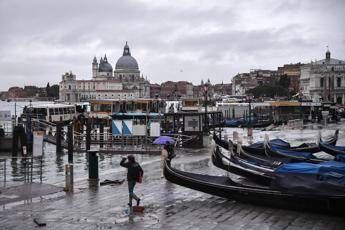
[23, 103, 76, 122]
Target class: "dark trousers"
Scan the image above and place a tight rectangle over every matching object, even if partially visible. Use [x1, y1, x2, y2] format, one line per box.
[128, 180, 138, 205]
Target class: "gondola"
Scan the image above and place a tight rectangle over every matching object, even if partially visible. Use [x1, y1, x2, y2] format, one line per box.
[224, 118, 272, 128]
[164, 158, 345, 215]
[213, 129, 339, 155]
[212, 145, 275, 185]
[265, 143, 325, 163]
[319, 138, 345, 156]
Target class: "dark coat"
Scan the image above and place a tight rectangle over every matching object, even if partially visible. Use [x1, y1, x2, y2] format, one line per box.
[120, 158, 144, 181]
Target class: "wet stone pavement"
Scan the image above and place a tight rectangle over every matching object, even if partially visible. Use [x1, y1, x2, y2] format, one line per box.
[2, 126, 345, 230]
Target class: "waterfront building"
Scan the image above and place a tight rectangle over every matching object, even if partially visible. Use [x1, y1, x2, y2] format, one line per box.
[277, 63, 304, 94]
[159, 81, 194, 99]
[300, 49, 345, 104]
[231, 69, 277, 96]
[59, 42, 150, 102]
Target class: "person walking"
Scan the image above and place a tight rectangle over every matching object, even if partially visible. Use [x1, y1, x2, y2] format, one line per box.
[120, 155, 144, 207]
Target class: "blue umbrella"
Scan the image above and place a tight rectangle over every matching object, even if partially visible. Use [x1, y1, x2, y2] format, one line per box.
[153, 136, 175, 145]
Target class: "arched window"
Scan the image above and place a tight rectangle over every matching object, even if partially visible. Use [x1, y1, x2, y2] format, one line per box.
[337, 77, 341, 87]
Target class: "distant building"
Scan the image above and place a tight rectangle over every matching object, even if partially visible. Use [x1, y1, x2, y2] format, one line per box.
[300, 49, 345, 104]
[278, 63, 304, 94]
[160, 81, 193, 99]
[213, 82, 232, 96]
[8, 87, 26, 98]
[59, 42, 150, 102]
[149, 83, 161, 98]
[231, 69, 277, 96]
[193, 79, 213, 99]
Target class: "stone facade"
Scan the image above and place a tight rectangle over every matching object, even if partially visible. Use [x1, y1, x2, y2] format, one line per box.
[278, 63, 304, 94]
[300, 50, 345, 104]
[213, 83, 232, 96]
[231, 69, 277, 96]
[159, 81, 194, 99]
[59, 42, 150, 102]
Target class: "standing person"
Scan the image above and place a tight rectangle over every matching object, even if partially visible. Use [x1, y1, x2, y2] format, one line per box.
[161, 144, 169, 177]
[120, 155, 143, 207]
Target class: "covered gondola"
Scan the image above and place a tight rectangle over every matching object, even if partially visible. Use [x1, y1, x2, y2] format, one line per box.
[224, 118, 272, 128]
[164, 158, 345, 215]
[212, 145, 274, 185]
[319, 138, 345, 156]
[213, 129, 339, 155]
[265, 143, 325, 163]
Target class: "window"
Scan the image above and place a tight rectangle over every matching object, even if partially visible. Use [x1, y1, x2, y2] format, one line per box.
[337, 77, 341, 87]
[320, 78, 324, 87]
[337, 96, 342, 104]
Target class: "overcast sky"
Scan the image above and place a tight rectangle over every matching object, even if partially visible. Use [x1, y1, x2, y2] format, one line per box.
[0, 0, 344, 91]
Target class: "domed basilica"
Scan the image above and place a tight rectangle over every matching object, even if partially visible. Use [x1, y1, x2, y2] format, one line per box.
[59, 42, 150, 102]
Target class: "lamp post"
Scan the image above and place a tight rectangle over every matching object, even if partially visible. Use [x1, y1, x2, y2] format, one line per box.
[247, 95, 253, 140]
[204, 81, 210, 134]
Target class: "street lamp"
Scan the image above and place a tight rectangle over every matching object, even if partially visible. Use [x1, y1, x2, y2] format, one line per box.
[246, 95, 253, 140]
[203, 81, 210, 134]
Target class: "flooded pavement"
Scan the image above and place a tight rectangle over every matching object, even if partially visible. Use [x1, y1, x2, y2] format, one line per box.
[1, 122, 345, 229]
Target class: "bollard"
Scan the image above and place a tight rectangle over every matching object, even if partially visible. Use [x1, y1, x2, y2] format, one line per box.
[88, 150, 99, 181]
[64, 164, 74, 192]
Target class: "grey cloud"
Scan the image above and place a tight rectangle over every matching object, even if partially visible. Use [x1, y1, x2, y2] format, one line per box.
[0, 0, 344, 90]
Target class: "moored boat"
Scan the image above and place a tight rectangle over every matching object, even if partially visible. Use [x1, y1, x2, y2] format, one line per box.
[164, 158, 345, 215]
[213, 130, 339, 155]
[265, 143, 325, 163]
[319, 138, 345, 156]
[212, 145, 274, 185]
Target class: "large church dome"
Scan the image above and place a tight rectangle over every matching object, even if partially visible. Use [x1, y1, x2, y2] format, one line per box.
[115, 42, 139, 70]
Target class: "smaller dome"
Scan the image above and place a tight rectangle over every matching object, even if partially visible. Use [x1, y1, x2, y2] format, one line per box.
[98, 54, 113, 72]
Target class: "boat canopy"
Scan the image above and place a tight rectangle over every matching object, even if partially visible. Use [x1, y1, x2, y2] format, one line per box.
[270, 145, 313, 159]
[276, 161, 345, 175]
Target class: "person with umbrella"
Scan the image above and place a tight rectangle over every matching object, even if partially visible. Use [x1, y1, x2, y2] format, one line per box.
[153, 136, 175, 176]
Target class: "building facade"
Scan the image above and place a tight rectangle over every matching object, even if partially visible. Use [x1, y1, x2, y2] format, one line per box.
[159, 81, 194, 99]
[277, 63, 303, 94]
[300, 50, 345, 104]
[59, 42, 150, 102]
[231, 69, 277, 96]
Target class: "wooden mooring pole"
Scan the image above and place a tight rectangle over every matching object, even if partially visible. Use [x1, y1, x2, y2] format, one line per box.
[67, 123, 73, 163]
[86, 119, 91, 151]
[56, 123, 62, 154]
[99, 122, 104, 148]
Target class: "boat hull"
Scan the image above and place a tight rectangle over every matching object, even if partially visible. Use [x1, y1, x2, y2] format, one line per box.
[164, 160, 345, 215]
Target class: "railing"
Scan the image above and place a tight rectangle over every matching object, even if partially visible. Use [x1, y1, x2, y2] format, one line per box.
[72, 131, 194, 151]
[0, 156, 43, 187]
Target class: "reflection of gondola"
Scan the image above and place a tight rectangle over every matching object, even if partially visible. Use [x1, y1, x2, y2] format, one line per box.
[213, 130, 339, 155]
[319, 138, 345, 156]
[164, 159, 345, 215]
